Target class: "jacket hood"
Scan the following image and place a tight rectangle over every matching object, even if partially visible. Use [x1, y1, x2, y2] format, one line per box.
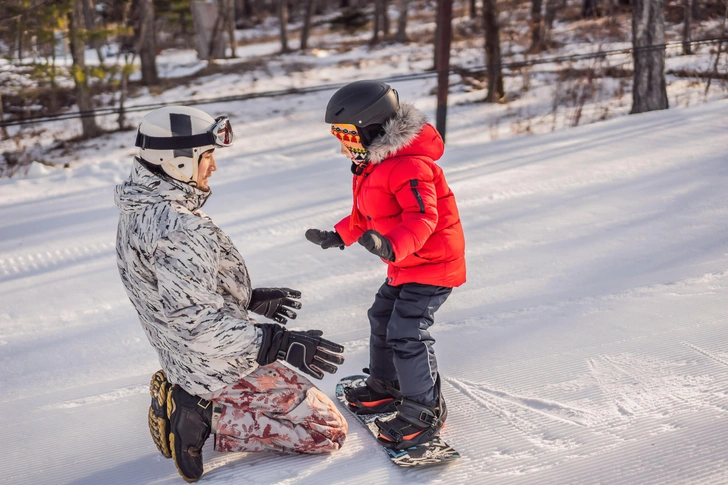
[114, 158, 210, 215]
[366, 103, 444, 163]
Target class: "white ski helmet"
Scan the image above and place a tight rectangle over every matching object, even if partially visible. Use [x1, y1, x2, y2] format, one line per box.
[135, 105, 234, 185]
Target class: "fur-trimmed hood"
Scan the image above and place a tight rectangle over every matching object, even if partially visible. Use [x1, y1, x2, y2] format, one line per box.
[367, 103, 443, 164]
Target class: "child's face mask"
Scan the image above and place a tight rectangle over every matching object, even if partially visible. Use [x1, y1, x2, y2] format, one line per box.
[331, 124, 369, 165]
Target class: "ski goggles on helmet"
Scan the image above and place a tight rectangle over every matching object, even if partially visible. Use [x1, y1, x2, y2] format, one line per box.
[331, 123, 368, 163]
[136, 115, 234, 150]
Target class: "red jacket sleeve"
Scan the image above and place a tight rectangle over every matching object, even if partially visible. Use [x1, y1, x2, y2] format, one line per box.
[334, 215, 366, 246]
[384, 158, 439, 262]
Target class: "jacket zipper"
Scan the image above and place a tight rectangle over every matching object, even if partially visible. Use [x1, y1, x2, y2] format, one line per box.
[410, 180, 425, 213]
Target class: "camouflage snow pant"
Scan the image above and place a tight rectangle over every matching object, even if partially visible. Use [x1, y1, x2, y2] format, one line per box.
[201, 361, 347, 454]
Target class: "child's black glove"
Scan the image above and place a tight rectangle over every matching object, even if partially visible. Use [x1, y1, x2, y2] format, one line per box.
[305, 229, 345, 250]
[358, 230, 395, 262]
[248, 287, 302, 324]
[256, 324, 345, 380]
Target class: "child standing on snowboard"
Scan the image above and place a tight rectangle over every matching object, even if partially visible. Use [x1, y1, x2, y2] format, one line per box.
[305, 80, 466, 449]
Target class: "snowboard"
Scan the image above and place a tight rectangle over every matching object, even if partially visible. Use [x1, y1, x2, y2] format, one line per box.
[335, 374, 460, 467]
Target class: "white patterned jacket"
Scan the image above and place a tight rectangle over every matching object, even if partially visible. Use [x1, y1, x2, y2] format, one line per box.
[115, 159, 261, 396]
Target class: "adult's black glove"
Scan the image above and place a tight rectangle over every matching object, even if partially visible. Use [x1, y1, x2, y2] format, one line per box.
[305, 229, 345, 250]
[249, 287, 302, 324]
[358, 230, 395, 262]
[256, 323, 345, 380]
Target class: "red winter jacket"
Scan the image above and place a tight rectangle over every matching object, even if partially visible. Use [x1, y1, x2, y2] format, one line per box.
[334, 104, 466, 288]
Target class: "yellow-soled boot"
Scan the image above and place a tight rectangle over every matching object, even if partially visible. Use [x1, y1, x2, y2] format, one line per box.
[148, 370, 172, 458]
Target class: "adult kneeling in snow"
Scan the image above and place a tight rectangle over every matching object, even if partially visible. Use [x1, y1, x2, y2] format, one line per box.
[115, 106, 347, 482]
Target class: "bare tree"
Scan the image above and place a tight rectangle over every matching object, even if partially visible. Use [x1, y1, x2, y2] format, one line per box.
[544, 0, 565, 47]
[136, 0, 159, 85]
[82, 0, 105, 64]
[704, 0, 727, 97]
[69, 0, 101, 138]
[301, 0, 317, 50]
[530, 0, 544, 52]
[221, 0, 238, 57]
[631, 0, 668, 113]
[483, 0, 504, 101]
[372, 0, 384, 44]
[582, 0, 599, 17]
[0, 91, 8, 139]
[682, 0, 692, 55]
[469, 0, 478, 18]
[394, 0, 411, 42]
[382, 0, 391, 35]
[278, 0, 289, 52]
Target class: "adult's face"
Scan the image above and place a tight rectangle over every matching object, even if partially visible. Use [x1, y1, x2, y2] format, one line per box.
[197, 150, 216, 192]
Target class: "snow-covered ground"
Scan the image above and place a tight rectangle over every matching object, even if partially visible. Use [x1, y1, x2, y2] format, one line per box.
[1, 74, 727, 483]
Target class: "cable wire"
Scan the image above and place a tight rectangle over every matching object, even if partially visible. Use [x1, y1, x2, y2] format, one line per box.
[1, 36, 726, 128]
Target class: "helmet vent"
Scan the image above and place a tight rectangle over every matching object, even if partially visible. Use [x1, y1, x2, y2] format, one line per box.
[335, 108, 345, 116]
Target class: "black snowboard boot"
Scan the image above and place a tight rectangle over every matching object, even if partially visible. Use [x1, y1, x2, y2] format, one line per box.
[345, 369, 402, 415]
[148, 370, 172, 459]
[374, 375, 447, 450]
[167, 385, 222, 483]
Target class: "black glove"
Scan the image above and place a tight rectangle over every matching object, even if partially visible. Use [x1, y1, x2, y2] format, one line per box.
[358, 230, 395, 262]
[249, 287, 302, 324]
[256, 324, 345, 379]
[305, 229, 345, 250]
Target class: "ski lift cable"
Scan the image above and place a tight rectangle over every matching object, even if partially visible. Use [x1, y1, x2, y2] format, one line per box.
[1, 36, 726, 129]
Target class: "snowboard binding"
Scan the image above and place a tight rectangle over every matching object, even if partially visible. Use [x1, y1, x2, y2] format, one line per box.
[374, 375, 447, 450]
[344, 368, 402, 415]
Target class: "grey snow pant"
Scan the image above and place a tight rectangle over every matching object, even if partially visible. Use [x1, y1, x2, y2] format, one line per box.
[367, 281, 452, 405]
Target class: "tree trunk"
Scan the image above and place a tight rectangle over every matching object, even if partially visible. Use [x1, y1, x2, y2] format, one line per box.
[682, 0, 692, 55]
[433, 1, 440, 69]
[704, 0, 727, 96]
[208, 12, 223, 62]
[382, 0, 390, 35]
[394, 0, 410, 42]
[70, 0, 101, 138]
[300, 0, 317, 50]
[49, 45, 59, 113]
[631, 0, 668, 114]
[118, 54, 134, 131]
[372, 0, 383, 44]
[483, 0, 504, 102]
[278, 0, 289, 52]
[221, 0, 237, 57]
[16, 17, 23, 61]
[469, 0, 477, 18]
[582, 0, 600, 17]
[435, 0, 453, 141]
[530, 0, 544, 52]
[136, 0, 159, 85]
[234, 0, 246, 27]
[691, 0, 699, 21]
[0, 91, 8, 139]
[83, 0, 105, 64]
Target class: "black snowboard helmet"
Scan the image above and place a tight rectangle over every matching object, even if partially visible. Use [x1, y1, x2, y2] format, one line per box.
[325, 80, 400, 146]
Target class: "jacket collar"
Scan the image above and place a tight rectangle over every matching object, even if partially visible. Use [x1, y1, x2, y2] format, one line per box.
[114, 158, 210, 215]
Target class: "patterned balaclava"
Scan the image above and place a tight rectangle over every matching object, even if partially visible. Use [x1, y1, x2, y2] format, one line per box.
[331, 124, 369, 165]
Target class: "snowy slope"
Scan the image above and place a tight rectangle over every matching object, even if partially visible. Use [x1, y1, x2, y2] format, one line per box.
[1, 94, 727, 485]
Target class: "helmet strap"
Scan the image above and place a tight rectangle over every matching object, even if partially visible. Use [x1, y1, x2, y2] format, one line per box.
[160, 158, 198, 186]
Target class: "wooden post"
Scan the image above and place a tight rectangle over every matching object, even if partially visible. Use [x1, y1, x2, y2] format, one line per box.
[435, 0, 453, 142]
